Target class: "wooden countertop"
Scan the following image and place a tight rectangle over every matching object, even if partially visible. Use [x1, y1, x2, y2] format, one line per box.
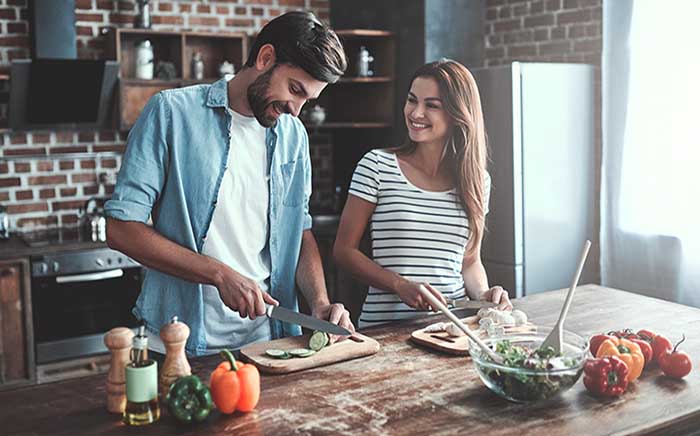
[2, 285, 699, 435]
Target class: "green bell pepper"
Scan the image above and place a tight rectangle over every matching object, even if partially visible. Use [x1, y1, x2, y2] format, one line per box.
[166, 375, 213, 424]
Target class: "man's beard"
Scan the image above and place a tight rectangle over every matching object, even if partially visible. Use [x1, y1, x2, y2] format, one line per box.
[247, 65, 288, 128]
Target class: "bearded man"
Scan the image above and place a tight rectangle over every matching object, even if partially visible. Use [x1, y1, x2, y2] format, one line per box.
[104, 11, 355, 356]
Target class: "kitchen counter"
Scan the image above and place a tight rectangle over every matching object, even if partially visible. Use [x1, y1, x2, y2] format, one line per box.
[0, 234, 107, 260]
[2, 284, 699, 435]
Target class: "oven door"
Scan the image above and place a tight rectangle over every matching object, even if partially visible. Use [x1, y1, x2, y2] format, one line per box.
[32, 266, 142, 363]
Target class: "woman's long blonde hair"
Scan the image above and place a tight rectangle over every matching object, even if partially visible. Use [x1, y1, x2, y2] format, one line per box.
[397, 59, 488, 256]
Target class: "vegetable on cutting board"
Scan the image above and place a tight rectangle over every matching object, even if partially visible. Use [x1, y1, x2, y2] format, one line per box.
[166, 375, 213, 424]
[210, 349, 260, 413]
[583, 356, 629, 397]
[658, 335, 693, 379]
[595, 337, 644, 382]
[265, 331, 330, 359]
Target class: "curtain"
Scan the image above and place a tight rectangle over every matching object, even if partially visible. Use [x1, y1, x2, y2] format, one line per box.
[602, 0, 700, 306]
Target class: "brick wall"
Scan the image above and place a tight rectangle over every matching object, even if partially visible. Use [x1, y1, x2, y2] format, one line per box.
[483, 0, 601, 66]
[0, 0, 330, 232]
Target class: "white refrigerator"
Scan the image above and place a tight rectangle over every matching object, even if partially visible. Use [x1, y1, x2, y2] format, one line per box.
[472, 62, 596, 297]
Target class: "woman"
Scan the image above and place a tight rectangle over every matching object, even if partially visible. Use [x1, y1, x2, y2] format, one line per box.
[333, 59, 512, 328]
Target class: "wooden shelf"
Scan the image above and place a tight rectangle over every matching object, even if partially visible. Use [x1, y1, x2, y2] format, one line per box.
[107, 28, 247, 130]
[335, 29, 394, 38]
[336, 76, 392, 83]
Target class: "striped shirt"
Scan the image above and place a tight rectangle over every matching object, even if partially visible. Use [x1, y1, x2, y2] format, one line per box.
[348, 149, 490, 327]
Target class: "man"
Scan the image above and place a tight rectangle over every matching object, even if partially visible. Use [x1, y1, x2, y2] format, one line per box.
[105, 11, 355, 356]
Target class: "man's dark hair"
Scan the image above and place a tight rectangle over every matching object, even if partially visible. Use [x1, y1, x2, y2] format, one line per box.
[245, 11, 347, 84]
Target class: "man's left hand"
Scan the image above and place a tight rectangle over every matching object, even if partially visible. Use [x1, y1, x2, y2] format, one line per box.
[312, 302, 356, 344]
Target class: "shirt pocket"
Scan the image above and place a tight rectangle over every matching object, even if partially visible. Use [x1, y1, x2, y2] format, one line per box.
[280, 160, 305, 207]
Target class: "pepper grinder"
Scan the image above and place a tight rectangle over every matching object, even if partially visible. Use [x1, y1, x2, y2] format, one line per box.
[159, 316, 191, 398]
[104, 327, 135, 414]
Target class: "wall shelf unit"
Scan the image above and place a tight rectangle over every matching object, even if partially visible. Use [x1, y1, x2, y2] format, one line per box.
[106, 28, 247, 131]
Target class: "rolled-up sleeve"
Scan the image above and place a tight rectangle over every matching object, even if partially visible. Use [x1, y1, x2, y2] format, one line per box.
[104, 92, 170, 223]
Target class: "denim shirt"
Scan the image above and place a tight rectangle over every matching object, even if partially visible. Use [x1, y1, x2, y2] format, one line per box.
[104, 78, 311, 356]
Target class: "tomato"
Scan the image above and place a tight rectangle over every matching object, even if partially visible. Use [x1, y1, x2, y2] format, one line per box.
[630, 338, 653, 367]
[652, 334, 673, 362]
[658, 335, 693, 379]
[590, 334, 616, 356]
[637, 329, 657, 342]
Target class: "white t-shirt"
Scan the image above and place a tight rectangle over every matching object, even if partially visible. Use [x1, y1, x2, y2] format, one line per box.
[348, 149, 490, 328]
[148, 108, 272, 354]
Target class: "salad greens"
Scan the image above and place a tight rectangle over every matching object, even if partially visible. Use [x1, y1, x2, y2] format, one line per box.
[479, 340, 582, 402]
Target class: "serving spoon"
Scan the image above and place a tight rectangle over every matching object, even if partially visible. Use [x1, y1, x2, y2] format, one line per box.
[539, 240, 592, 354]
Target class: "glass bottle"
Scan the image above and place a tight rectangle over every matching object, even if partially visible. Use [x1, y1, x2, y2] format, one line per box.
[123, 325, 160, 426]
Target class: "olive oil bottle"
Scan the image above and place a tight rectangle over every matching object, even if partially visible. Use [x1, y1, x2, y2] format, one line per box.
[123, 325, 160, 426]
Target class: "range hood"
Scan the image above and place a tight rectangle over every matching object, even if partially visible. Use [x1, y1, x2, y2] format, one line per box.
[8, 0, 118, 131]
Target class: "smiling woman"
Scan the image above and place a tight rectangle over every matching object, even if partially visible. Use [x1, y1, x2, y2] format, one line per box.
[333, 59, 512, 328]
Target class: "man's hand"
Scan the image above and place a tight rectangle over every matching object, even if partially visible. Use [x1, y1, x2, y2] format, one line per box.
[311, 303, 355, 344]
[216, 268, 278, 319]
[478, 285, 513, 311]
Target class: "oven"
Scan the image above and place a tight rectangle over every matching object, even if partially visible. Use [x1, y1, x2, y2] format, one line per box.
[30, 248, 142, 363]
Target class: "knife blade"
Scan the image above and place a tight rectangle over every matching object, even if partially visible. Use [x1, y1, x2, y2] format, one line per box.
[417, 299, 498, 313]
[445, 299, 498, 310]
[265, 305, 351, 336]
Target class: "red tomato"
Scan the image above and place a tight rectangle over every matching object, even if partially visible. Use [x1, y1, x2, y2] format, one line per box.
[631, 338, 653, 367]
[590, 334, 616, 356]
[637, 329, 657, 342]
[659, 350, 692, 378]
[652, 334, 673, 362]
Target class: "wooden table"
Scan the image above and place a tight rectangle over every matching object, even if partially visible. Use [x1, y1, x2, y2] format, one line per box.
[2, 285, 699, 435]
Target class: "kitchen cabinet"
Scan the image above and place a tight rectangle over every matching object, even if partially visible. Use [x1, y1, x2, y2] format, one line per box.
[0, 258, 35, 390]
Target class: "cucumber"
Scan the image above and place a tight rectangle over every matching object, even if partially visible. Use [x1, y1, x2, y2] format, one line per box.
[288, 348, 314, 357]
[309, 331, 329, 351]
[265, 349, 290, 359]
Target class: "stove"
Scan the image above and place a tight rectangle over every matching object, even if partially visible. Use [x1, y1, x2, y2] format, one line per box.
[20, 227, 98, 248]
[24, 227, 144, 363]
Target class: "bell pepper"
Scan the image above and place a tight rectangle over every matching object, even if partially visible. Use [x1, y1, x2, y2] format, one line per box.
[630, 338, 653, 367]
[210, 349, 260, 413]
[165, 375, 213, 424]
[595, 337, 645, 381]
[583, 356, 629, 397]
[589, 334, 616, 356]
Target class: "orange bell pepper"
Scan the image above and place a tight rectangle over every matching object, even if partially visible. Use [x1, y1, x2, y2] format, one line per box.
[595, 337, 644, 382]
[210, 349, 260, 413]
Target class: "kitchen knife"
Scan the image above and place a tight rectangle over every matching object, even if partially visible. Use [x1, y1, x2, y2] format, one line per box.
[265, 305, 352, 336]
[445, 299, 498, 310]
[417, 299, 498, 313]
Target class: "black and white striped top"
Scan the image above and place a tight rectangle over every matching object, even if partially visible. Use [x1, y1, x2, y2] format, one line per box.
[349, 149, 490, 327]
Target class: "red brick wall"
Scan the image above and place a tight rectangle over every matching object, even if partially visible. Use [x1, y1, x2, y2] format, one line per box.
[483, 0, 601, 66]
[0, 0, 329, 232]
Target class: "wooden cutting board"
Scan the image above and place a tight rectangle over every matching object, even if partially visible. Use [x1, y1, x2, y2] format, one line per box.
[410, 315, 537, 356]
[240, 332, 380, 374]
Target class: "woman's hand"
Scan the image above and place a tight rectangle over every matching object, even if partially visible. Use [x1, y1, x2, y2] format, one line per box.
[478, 285, 513, 311]
[395, 280, 446, 311]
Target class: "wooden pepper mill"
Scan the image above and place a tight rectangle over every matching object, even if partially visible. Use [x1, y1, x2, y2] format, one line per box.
[104, 327, 135, 413]
[159, 316, 191, 398]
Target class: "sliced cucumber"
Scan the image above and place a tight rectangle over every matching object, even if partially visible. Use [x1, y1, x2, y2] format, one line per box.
[295, 349, 316, 358]
[309, 331, 329, 351]
[288, 348, 314, 357]
[265, 349, 291, 359]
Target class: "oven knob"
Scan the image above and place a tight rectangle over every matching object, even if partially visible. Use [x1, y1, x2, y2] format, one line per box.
[95, 258, 105, 267]
[38, 262, 49, 274]
[51, 261, 60, 273]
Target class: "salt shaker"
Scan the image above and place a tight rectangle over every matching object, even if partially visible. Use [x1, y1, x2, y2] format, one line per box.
[191, 52, 204, 80]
